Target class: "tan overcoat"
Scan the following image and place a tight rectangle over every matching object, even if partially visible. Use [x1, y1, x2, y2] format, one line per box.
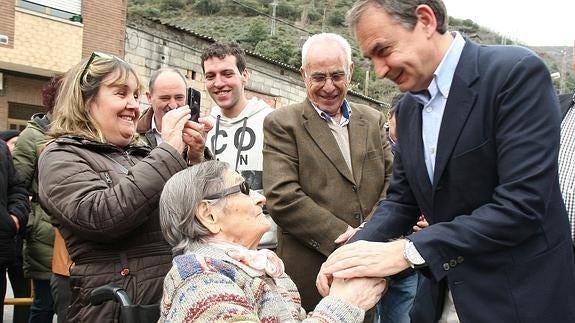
[263, 99, 393, 312]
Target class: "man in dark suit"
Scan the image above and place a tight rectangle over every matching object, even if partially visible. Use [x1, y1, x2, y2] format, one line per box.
[318, 1, 575, 322]
[263, 33, 393, 316]
[559, 93, 574, 117]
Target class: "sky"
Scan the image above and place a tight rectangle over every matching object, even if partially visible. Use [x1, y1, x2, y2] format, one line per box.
[443, 0, 574, 47]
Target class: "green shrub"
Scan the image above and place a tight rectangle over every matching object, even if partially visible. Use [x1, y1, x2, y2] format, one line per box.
[276, 3, 299, 20]
[242, 19, 268, 46]
[194, 0, 221, 15]
[327, 9, 345, 27]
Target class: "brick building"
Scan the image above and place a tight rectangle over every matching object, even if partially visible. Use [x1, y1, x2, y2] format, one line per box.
[0, 4, 384, 130]
[0, 0, 127, 130]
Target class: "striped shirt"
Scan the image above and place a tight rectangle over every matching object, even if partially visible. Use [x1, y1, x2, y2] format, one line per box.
[559, 95, 575, 240]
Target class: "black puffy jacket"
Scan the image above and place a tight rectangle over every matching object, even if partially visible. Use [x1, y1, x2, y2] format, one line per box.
[0, 140, 29, 267]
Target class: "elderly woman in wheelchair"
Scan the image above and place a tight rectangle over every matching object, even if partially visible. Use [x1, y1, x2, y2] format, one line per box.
[157, 160, 387, 322]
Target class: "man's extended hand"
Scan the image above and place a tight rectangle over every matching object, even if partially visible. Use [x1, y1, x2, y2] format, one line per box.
[316, 239, 410, 296]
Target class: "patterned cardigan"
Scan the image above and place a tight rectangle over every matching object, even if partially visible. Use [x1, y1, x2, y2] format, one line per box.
[159, 242, 365, 322]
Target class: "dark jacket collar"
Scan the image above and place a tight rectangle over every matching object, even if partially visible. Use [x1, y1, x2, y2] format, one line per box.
[558, 93, 574, 119]
[136, 107, 154, 134]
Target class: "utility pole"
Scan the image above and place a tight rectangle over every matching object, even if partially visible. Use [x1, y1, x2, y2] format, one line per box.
[560, 48, 567, 93]
[271, 0, 278, 36]
[321, 7, 326, 32]
[364, 70, 369, 96]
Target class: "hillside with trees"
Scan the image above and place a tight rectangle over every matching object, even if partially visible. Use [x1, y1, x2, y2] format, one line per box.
[128, 0, 574, 104]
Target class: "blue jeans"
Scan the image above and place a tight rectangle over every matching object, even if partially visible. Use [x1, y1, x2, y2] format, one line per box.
[28, 279, 54, 323]
[374, 271, 419, 323]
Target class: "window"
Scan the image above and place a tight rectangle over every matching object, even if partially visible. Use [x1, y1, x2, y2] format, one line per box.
[17, 0, 82, 22]
[8, 102, 43, 131]
[8, 120, 28, 132]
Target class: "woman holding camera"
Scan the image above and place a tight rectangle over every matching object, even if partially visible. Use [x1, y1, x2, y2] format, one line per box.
[38, 52, 210, 322]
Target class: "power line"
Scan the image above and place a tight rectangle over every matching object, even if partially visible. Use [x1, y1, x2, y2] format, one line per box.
[229, 0, 313, 35]
[227, 0, 366, 58]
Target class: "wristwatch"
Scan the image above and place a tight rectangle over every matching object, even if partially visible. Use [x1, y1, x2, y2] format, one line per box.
[403, 240, 426, 268]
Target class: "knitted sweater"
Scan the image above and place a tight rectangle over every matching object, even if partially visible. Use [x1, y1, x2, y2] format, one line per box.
[159, 242, 365, 322]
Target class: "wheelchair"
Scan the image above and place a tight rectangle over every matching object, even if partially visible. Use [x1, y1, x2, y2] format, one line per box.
[89, 284, 160, 323]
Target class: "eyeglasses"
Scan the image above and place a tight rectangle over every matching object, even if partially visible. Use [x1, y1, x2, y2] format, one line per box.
[305, 71, 348, 86]
[204, 181, 250, 200]
[79, 52, 116, 85]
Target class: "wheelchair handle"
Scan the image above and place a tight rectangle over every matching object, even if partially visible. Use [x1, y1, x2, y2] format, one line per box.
[90, 284, 133, 307]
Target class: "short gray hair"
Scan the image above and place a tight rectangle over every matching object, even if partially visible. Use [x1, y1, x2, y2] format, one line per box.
[346, 0, 448, 35]
[148, 67, 187, 94]
[159, 160, 231, 255]
[301, 33, 352, 68]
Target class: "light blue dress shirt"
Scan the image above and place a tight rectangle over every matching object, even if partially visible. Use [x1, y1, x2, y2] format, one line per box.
[312, 99, 352, 127]
[409, 32, 466, 182]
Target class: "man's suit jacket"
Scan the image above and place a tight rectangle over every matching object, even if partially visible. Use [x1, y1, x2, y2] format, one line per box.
[559, 93, 574, 119]
[352, 40, 575, 322]
[263, 99, 393, 311]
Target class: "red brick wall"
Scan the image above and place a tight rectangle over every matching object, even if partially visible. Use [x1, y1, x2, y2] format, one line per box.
[0, 0, 15, 49]
[82, 0, 127, 58]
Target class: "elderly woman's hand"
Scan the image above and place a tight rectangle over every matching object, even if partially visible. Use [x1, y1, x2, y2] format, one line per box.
[184, 116, 213, 164]
[161, 106, 192, 153]
[329, 277, 387, 310]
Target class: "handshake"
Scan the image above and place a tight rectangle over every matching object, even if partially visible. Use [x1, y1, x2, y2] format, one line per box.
[314, 239, 416, 310]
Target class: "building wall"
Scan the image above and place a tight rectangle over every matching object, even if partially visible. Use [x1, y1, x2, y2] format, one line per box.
[0, 0, 15, 50]
[0, 9, 83, 129]
[0, 0, 128, 129]
[1, 74, 46, 130]
[82, 0, 127, 57]
[0, 11, 83, 74]
[5, 75, 45, 107]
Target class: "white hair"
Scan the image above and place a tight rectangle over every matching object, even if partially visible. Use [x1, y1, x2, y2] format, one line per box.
[301, 33, 352, 68]
[159, 160, 231, 255]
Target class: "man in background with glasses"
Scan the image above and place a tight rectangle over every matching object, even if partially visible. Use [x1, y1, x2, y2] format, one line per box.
[263, 33, 393, 321]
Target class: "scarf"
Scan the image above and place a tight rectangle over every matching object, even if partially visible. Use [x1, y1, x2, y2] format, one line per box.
[203, 238, 285, 278]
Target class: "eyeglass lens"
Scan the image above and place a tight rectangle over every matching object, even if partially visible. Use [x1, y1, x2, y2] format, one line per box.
[204, 181, 250, 200]
[309, 72, 347, 85]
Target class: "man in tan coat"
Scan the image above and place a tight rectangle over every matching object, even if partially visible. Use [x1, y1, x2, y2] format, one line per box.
[263, 33, 393, 314]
